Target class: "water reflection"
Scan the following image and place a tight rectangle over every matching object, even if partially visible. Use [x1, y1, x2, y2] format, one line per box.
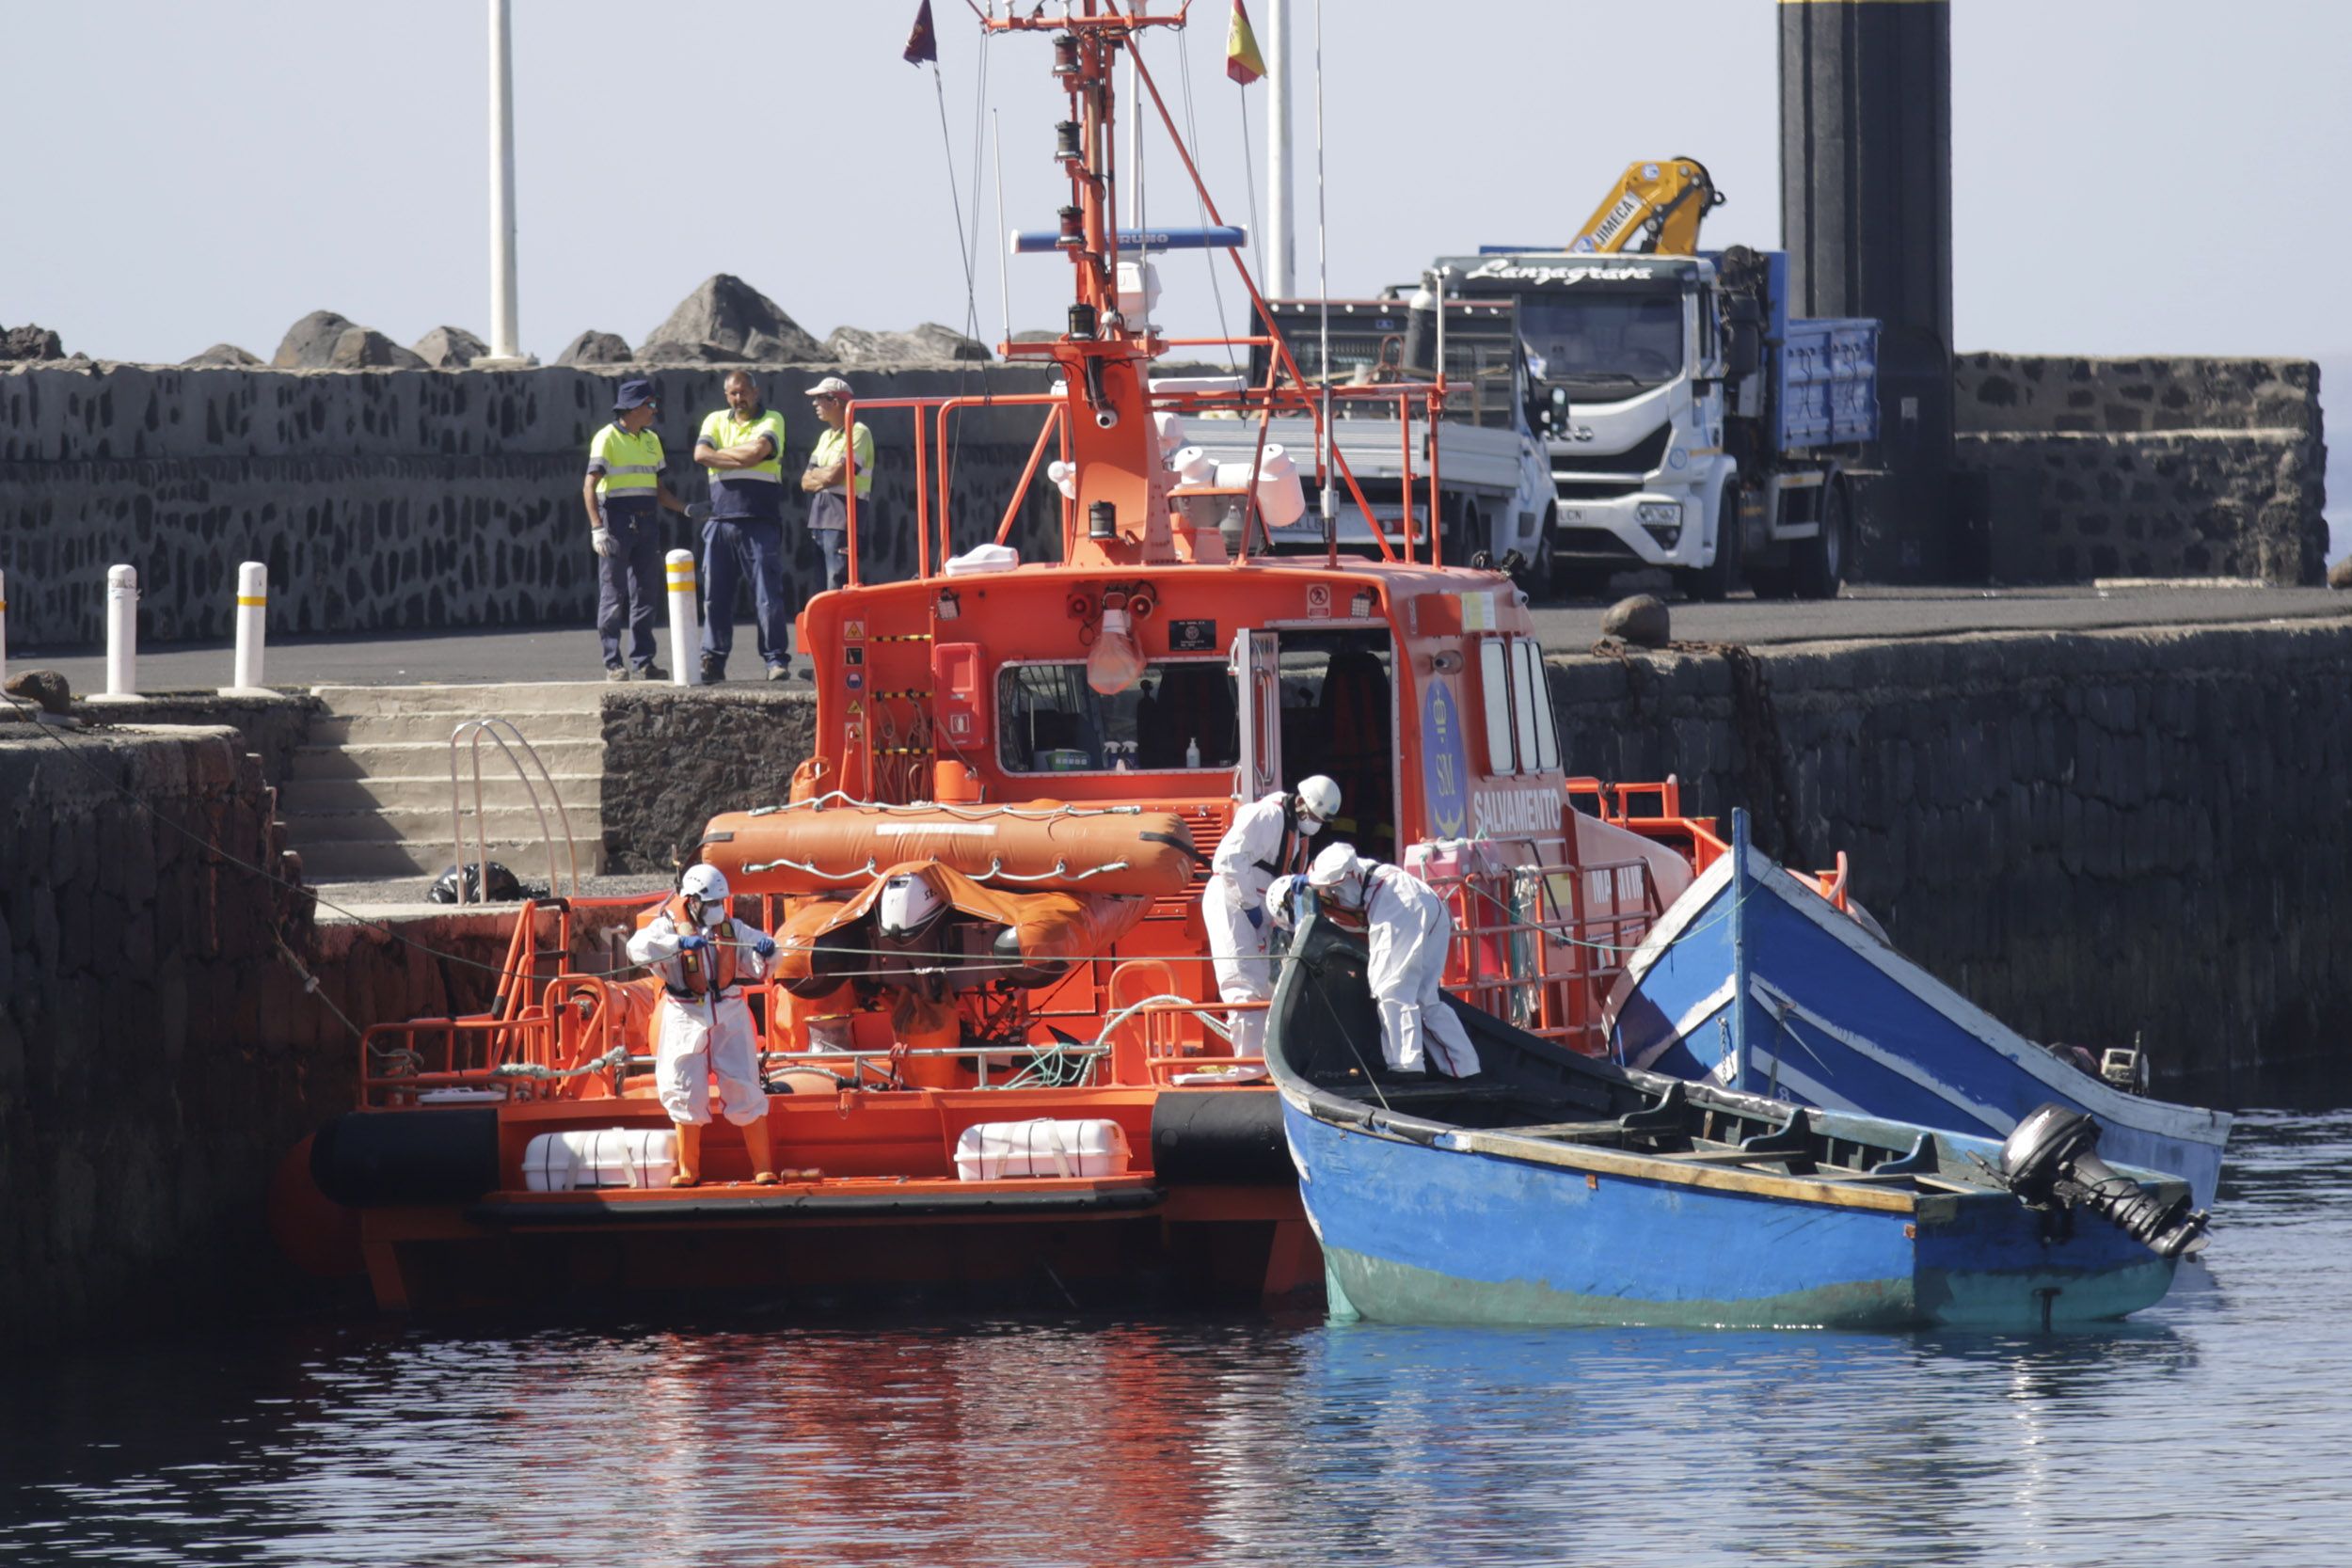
[3, 1120, 2351, 1566]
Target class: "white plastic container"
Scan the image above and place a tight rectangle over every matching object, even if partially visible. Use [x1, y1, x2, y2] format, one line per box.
[953, 1118, 1131, 1181]
[523, 1128, 679, 1192]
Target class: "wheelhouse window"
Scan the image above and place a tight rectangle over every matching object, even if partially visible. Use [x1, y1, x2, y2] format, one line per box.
[1478, 635, 1561, 776]
[997, 659, 1239, 774]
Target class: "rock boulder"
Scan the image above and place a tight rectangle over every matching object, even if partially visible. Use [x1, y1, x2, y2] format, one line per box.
[182, 343, 262, 368]
[636, 338, 745, 365]
[1600, 594, 1671, 648]
[0, 325, 67, 361]
[823, 322, 991, 365]
[556, 330, 634, 366]
[327, 327, 427, 371]
[3, 670, 73, 717]
[411, 325, 488, 369]
[644, 275, 821, 362]
[271, 310, 358, 369]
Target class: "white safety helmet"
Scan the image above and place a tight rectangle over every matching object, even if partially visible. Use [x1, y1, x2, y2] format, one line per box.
[1306, 842, 1368, 908]
[679, 863, 731, 926]
[1293, 775, 1342, 832]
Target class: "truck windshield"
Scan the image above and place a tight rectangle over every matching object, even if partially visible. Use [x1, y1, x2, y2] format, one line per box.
[1516, 293, 1683, 390]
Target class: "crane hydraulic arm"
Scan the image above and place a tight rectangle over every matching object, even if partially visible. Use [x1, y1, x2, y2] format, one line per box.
[1568, 159, 1724, 255]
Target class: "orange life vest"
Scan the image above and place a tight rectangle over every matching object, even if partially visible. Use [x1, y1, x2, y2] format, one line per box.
[660, 895, 739, 996]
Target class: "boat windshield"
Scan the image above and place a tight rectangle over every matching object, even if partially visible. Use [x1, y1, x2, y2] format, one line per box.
[998, 658, 1240, 774]
[1515, 292, 1684, 392]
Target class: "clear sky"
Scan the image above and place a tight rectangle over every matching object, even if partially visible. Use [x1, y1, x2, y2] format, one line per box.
[4, 0, 2349, 369]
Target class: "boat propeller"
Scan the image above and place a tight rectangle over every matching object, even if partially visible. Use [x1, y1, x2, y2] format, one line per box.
[1997, 1104, 2210, 1259]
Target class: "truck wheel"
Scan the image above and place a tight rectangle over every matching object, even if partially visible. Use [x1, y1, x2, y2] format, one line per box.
[1521, 510, 1559, 599]
[1439, 498, 1479, 569]
[1793, 481, 1849, 599]
[1683, 488, 1741, 602]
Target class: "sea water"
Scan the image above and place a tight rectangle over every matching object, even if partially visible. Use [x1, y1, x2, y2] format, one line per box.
[3, 1110, 2347, 1567]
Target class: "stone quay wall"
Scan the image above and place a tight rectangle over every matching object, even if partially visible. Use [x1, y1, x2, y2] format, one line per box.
[0, 362, 1062, 647]
[1549, 622, 2352, 1098]
[1953, 354, 2328, 584]
[598, 685, 819, 873]
[0, 718, 664, 1345]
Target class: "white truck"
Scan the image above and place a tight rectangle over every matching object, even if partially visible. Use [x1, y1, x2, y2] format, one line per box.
[1170, 295, 1556, 580]
[1441, 245, 1880, 599]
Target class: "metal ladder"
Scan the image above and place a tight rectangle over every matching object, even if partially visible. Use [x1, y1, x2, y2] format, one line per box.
[445, 717, 583, 904]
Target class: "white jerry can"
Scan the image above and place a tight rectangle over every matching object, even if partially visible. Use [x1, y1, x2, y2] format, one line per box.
[952, 1118, 1132, 1181]
[522, 1128, 679, 1192]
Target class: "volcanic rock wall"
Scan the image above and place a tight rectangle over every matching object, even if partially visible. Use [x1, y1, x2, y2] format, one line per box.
[0, 362, 1060, 646]
[1549, 621, 2352, 1098]
[598, 685, 818, 872]
[1954, 355, 2328, 584]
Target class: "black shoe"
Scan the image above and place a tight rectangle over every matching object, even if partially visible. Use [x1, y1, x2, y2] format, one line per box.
[699, 657, 724, 684]
[636, 662, 668, 682]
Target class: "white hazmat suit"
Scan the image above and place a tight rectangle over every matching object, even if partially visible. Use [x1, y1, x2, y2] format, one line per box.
[1202, 792, 1318, 1057]
[627, 906, 775, 1127]
[1360, 865, 1481, 1078]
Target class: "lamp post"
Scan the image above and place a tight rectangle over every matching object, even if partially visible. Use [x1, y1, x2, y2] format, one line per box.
[486, 0, 522, 362]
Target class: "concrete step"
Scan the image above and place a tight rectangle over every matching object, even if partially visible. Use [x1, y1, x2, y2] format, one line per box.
[283, 802, 604, 846]
[308, 708, 607, 746]
[279, 772, 604, 816]
[309, 681, 616, 718]
[288, 736, 607, 783]
[295, 836, 610, 881]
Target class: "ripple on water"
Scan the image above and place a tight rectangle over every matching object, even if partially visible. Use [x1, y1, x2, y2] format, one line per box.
[3, 1117, 2350, 1566]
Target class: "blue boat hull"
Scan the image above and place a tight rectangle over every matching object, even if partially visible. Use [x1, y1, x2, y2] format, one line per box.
[1610, 821, 2231, 1209]
[1286, 1101, 2179, 1331]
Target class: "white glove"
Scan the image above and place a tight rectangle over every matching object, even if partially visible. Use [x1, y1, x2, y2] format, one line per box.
[590, 527, 615, 558]
[685, 501, 712, 524]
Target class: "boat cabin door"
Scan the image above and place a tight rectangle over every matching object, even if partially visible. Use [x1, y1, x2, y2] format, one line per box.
[1232, 628, 1282, 800]
[1232, 623, 1399, 863]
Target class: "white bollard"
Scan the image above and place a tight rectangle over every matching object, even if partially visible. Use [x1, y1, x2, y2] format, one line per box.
[664, 549, 699, 687]
[103, 563, 140, 700]
[229, 561, 269, 692]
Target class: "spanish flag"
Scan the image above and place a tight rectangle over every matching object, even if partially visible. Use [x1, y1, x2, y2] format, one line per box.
[1225, 0, 1266, 86]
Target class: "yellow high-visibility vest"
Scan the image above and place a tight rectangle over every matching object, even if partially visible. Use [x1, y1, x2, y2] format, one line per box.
[588, 422, 664, 504]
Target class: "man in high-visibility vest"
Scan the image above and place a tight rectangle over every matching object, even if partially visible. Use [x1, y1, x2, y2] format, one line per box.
[801, 375, 875, 594]
[582, 377, 695, 681]
[692, 370, 794, 682]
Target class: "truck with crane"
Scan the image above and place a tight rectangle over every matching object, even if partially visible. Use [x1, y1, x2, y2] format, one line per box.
[1454, 159, 1880, 600]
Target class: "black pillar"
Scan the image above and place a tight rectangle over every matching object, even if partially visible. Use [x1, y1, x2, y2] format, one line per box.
[1780, 0, 1958, 580]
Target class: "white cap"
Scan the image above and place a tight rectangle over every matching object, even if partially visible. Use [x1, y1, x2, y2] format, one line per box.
[804, 375, 854, 400]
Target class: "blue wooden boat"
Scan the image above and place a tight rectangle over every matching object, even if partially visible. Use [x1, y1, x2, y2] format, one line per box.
[1265, 908, 2208, 1330]
[1606, 812, 2232, 1210]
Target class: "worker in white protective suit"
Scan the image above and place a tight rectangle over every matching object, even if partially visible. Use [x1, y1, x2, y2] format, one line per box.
[627, 863, 779, 1186]
[1306, 844, 1480, 1078]
[1203, 775, 1342, 1060]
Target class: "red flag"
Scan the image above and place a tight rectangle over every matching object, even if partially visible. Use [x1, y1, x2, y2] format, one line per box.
[1225, 0, 1266, 86]
[903, 0, 938, 66]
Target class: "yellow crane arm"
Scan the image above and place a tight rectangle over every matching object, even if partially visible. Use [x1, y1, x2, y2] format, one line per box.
[1568, 159, 1725, 255]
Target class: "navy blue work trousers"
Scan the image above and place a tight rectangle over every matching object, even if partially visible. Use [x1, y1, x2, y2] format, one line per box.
[596, 507, 665, 671]
[700, 515, 792, 673]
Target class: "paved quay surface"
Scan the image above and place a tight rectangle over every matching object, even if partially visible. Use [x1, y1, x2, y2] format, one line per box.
[15, 583, 2351, 693]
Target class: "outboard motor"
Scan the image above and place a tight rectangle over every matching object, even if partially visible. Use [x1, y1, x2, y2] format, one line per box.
[1998, 1103, 2210, 1259]
[876, 872, 948, 941]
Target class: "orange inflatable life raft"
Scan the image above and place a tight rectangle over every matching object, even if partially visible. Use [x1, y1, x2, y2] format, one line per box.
[700, 801, 1200, 897]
